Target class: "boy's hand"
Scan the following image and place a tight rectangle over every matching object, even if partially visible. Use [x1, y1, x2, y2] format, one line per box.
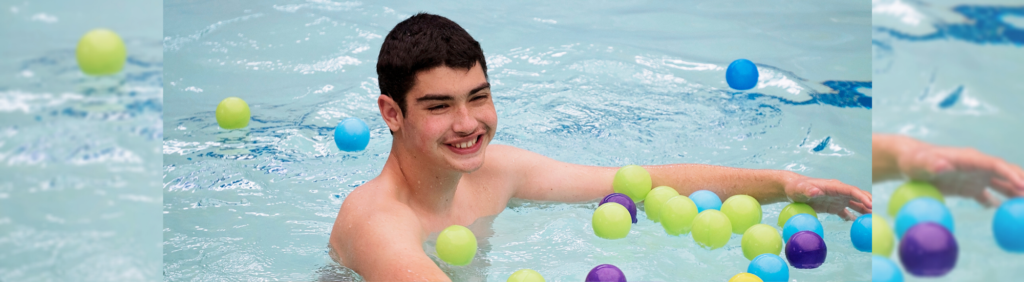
[783, 175, 872, 220]
[895, 143, 1024, 207]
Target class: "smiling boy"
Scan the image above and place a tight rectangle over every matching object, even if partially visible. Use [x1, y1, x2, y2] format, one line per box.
[328, 13, 872, 281]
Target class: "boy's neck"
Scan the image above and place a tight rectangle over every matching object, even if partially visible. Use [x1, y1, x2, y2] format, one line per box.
[385, 141, 463, 217]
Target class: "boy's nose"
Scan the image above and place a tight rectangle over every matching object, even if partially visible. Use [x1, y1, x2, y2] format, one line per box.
[452, 105, 476, 134]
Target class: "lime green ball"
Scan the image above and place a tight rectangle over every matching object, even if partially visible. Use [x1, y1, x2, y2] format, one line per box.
[729, 273, 764, 282]
[777, 202, 817, 227]
[645, 186, 680, 222]
[721, 195, 762, 234]
[888, 181, 944, 217]
[873, 215, 895, 257]
[76, 29, 127, 76]
[437, 225, 477, 266]
[216, 97, 251, 129]
[741, 224, 783, 260]
[613, 165, 652, 203]
[660, 195, 699, 236]
[593, 203, 631, 239]
[692, 210, 732, 249]
[507, 268, 545, 282]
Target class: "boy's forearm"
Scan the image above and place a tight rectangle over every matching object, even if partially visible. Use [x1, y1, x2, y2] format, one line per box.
[642, 164, 795, 204]
[872, 133, 914, 182]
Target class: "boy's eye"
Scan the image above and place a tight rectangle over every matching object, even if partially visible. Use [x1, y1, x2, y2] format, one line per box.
[471, 94, 488, 101]
[429, 104, 448, 110]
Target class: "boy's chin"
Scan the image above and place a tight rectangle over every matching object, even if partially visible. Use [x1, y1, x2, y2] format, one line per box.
[447, 157, 485, 173]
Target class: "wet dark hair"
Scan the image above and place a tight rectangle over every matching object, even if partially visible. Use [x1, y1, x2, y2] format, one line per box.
[376, 13, 488, 115]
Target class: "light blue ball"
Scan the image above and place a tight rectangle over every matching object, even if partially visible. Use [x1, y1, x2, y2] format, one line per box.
[747, 253, 789, 282]
[782, 213, 823, 243]
[872, 255, 904, 282]
[334, 117, 370, 152]
[895, 198, 953, 238]
[850, 214, 872, 252]
[726, 59, 758, 90]
[994, 197, 1024, 252]
[689, 190, 722, 213]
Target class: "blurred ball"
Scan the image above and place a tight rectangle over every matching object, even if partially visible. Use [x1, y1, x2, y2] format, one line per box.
[612, 165, 651, 203]
[785, 231, 827, 269]
[721, 194, 762, 234]
[334, 117, 370, 152]
[728, 273, 763, 282]
[747, 254, 789, 282]
[689, 190, 722, 212]
[777, 202, 817, 227]
[585, 264, 626, 282]
[899, 222, 957, 277]
[692, 209, 732, 249]
[215, 97, 251, 130]
[850, 214, 873, 252]
[782, 213, 824, 243]
[660, 195, 698, 236]
[895, 198, 953, 238]
[593, 203, 631, 239]
[741, 224, 783, 260]
[507, 268, 545, 282]
[437, 225, 477, 266]
[76, 29, 126, 75]
[888, 181, 944, 217]
[873, 215, 895, 257]
[601, 193, 637, 224]
[872, 255, 904, 282]
[644, 186, 679, 222]
[994, 197, 1024, 252]
[726, 59, 758, 90]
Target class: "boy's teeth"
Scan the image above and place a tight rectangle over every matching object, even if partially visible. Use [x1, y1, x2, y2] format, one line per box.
[455, 137, 476, 149]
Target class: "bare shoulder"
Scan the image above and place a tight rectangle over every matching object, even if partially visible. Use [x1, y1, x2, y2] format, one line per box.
[329, 180, 421, 266]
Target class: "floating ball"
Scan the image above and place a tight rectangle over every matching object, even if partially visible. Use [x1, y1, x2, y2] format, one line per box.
[593, 203, 631, 239]
[728, 273, 763, 282]
[873, 215, 895, 257]
[741, 224, 783, 260]
[994, 197, 1024, 252]
[721, 194, 762, 234]
[585, 264, 626, 282]
[899, 222, 957, 277]
[725, 59, 758, 90]
[76, 29, 126, 75]
[777, 202, 817, 227]
[785, 231, 827, 269]
[334, 117, 370, 152]
[850, 214, 872, 252]
[600, 193, 637, 224]
[691, 210, 732, 249]
[660, 195, 698, 236]
[215, 97, 251, 130]
[782, 213, 824, 243]
[895, 198, 953, 238]
[436, 225, 477, 266]
[644, 186, 679, 222]
[507, 268, 545, 282]
[689, 190, 722, 212]
[612, 165, 652, 203]
[872, 255, 904, 282]
[747, 254, 789, 282]
[888, 181, 944, 217]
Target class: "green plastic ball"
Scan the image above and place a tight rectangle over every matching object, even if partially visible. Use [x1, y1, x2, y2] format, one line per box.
[777, 202, 817, 227]
[873, 215, 895, 257]
[692, 210, 733, 249]
[721, 194, 762, 234]
[437, 225, 477, 266]
[887, 181, 944, 217]
[507, 268, 545, 282]
[741, 224, 783, 260]
[645, 186, 680, 222]
[216, 97, 251, 129]
[613, 165, 652, 203]
[76, 29, 126, 76]
[593, 202, 632, 239]
[660, 195, 699, 236]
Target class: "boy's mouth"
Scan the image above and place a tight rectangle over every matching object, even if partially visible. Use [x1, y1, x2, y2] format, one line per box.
[445, 134, 483, 154]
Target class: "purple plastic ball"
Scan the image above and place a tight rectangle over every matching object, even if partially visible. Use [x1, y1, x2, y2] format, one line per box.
[899, 222, 958, 277]
[586, 264, 626, 282]
[601, 193, 637, 223]
[785, 230, 827, 269]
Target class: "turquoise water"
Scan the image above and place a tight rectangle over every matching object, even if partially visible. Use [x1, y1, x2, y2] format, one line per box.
[162, 0, 871, 281]
[0, 0, 163, 281]
[873, 0, 1024, 280]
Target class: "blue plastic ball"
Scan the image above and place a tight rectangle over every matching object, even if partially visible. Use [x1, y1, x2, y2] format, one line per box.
[689, 190, 722, 213]
[726, 59, 758, 90]
[850, 214, 872, 252]
[895, 198, 953, 239]
[872, 255, 904, 282]
[782, 213, 824, 243]
[747, 253, 789, 282]
[334, 117, 370, 152]
[994, 197, 1024, 252]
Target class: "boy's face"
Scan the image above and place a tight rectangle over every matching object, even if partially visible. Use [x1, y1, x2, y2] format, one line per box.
[399, 62, 496, 173]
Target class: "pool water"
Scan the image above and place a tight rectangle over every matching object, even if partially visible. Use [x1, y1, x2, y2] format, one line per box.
[0, 0, 163, 281]
[873, 0, 1024, 281]
[162, 0, 871, 281]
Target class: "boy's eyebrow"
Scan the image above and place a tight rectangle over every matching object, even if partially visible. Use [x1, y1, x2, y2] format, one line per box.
[416, 82, 491, 103]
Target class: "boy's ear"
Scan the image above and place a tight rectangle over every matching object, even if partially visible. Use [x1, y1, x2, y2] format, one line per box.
[378, 94, 403, 132]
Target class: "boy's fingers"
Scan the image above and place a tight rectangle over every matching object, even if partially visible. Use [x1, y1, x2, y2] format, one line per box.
[975, 190, 1000, 208]
[848, 200, 871, 214]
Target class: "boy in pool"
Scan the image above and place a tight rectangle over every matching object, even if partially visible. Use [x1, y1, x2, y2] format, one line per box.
[329, 13, 871, 281]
